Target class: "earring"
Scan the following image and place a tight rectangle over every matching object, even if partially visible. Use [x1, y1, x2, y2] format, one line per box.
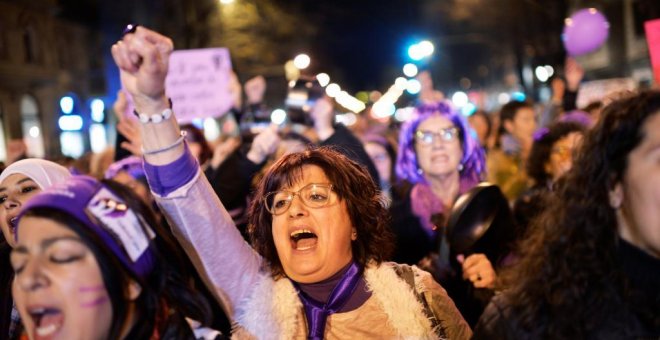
[351, 231, 357, 240]
[417, 168, 424, 175]
[458, 163, 464, 172]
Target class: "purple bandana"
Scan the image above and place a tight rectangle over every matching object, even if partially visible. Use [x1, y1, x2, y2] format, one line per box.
[16, 175, 156, 279]
[293, 261, 363, 339]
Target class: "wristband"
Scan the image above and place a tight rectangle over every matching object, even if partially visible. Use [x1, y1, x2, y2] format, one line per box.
[133, 98, 173, 124]
[142, 131, 187, 155]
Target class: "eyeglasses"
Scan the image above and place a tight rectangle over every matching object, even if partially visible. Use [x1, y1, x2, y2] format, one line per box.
[264, 183, 335, 215]
[415, 127, 459, 145]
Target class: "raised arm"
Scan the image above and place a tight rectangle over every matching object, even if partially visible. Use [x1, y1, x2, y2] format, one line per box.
[111, 26, 263, 314]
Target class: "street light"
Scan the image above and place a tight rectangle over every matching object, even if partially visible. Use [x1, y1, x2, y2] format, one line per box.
[407, 40, 434, 61]
[403, 63, 418, 77]
[293, 54, 311, 69]
[220, 0, 234, 4]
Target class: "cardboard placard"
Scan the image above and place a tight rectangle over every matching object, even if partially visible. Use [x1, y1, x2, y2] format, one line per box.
[122, 48, 234, 124]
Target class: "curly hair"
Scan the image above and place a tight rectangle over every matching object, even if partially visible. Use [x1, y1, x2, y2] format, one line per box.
[248, 146, 394, 278]
[526, 121, 585, 186]
[498, 90, 660, 337]
[396, 100, 485, 186]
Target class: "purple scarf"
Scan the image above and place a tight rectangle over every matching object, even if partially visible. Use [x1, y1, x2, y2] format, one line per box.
[293, 261, 364, 339]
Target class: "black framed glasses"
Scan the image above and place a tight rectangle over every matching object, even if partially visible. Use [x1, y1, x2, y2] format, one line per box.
[264, 183, 335, 215]
[415, 127, 459, 145]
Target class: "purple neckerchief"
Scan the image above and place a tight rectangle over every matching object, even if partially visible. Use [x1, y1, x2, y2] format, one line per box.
[296, 261, 371, 312]
[143, 142, 198, 197]
[293, 261, 363, 340]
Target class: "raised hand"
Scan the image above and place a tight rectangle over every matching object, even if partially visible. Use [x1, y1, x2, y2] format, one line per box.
[111, 26, 173, 113]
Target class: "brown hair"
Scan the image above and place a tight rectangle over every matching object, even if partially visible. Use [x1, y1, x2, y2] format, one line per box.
[248, 146, 394, 278]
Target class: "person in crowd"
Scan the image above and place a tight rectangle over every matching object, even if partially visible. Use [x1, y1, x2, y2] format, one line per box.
[513, 121, 585, 237]
[487, 100, 537, 201]
[467, 110, 492, 151]
[392, 101, 501, 326]
[181, 124, 213, 167]
[362, 134, 396, 204]
[112, 26, 472, 339]
[474, 90, 660, 339]
[0, 159, 71, 340]
[11, 176, 222, 339]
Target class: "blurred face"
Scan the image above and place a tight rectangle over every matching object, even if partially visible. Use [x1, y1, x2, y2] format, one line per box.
[545, 132, 583, 182]
[468, 114, 489, 145]
[0, 174, 42, 247]
[364, 142, 392, 183]
[270, 165, 355, 283]
[505, 107, 537, 146]
[11, 216, 112, 340]
[613, 112, 660, 259]
[414, 115, 463, 179]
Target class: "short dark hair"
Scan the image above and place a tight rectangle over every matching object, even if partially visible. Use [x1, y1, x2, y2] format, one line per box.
[248, 146, 394, 278]
[497, 101, 533, 142]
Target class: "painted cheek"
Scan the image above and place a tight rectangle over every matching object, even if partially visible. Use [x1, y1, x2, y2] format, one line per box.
[79, 285, 110, 308]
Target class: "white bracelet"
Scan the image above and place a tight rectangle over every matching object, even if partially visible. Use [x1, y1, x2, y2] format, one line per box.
[133, 98, 173, 124]
[142, 131, 187, 155]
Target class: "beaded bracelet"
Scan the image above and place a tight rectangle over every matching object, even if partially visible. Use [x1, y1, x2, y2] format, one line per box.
[133, 98, 173, 124]
[142, 131, 187, 156]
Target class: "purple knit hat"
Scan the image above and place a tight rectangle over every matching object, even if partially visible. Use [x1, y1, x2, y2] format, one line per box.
[16, 176, 156, 279]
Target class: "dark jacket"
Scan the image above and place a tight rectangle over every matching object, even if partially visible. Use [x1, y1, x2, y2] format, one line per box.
[473, 240, 660, 339]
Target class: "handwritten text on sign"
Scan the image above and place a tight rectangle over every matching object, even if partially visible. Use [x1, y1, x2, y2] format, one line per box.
[165, 48, 234, 123]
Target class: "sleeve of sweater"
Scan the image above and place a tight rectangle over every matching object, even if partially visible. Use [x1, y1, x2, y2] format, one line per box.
[143, 145, 263, 317]
[320, 124, 380, 185]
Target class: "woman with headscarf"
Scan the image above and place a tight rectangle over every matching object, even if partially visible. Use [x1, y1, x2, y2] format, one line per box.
[0, 158, 71, 339]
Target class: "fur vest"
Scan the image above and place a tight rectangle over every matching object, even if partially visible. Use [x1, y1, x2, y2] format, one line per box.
[232, 262, 468, 339]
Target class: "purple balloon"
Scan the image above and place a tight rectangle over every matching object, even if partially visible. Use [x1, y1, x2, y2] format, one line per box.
[562, 8, 610, 56]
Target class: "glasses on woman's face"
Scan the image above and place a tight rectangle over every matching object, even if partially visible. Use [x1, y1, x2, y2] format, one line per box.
[415, 127, 459, 145]
[264, 183, 335, 215]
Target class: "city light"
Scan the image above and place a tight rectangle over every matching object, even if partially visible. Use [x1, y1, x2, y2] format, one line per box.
[512, 91, 527, 102]
[394, 77, 408, 91]
[535, 66, 550, 82]
[498, 92, 511, 104]
[325, 83, 341, 97]
[293, 54, 311, 69]
[461, 103, 477, 116]
[203, 118, 221, 141]
[60, 96, 74, 114]
[452, 91, 469, 107]
[90, 99, 105, 122]
[29, 126, 40, 138]
[406, 79, 421, 95]
[403, 63, 418, 77]
[60, 132, 84, 158]
[89, 124, 107, 153]
[372, 101, 396, 118]
[545, 65, 555, 77]
[58, 115, 83, 131]
[394, 107, 414, 122]
[220, 0, 234, 4]
[408, 40, 434, 61]
[418, 40, 434, 56]
[271, 109, 287, 125]
[316, 73, 330, 87]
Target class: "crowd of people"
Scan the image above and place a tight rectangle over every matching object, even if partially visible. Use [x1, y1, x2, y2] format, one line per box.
[0, 25, 658, 339]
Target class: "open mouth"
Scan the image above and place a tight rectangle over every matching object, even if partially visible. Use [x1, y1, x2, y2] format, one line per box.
[29, 307, 64, 339]
[290, 229, 318, 251]
[8, 217, 17, 234]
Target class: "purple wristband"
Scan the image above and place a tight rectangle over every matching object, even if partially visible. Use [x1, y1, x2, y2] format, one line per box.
[143, 142, 199, 196]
